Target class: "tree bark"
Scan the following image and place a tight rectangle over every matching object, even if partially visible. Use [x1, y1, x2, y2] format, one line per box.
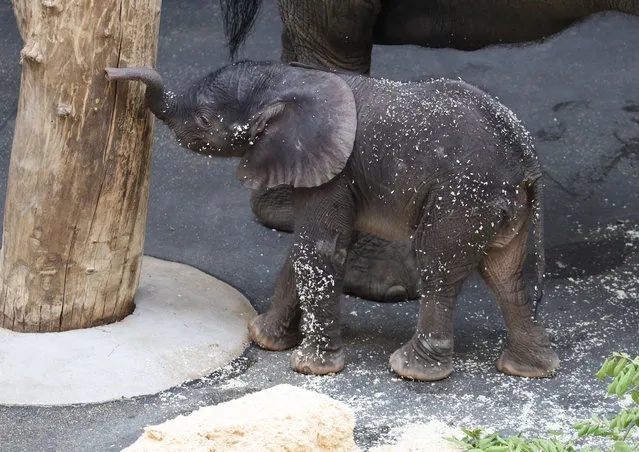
[1, 0, 162, 332]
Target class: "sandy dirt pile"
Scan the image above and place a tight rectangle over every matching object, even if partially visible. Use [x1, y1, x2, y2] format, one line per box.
[122, 384, 358, 451]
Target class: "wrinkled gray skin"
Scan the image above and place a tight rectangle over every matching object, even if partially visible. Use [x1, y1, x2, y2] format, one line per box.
[224, 0, 639, 74]
[222, 0, 639, 304]
[249, 184, 420, 302]
[105, 61, 559, 380]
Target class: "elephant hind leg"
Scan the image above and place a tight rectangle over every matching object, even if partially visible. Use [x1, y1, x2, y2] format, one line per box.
[479, 214, 559, 378]
[389, 205, 501, 381]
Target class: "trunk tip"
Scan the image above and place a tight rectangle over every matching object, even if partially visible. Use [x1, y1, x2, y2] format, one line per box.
[103, 66, 163, 85]
[104, 67, 119, 81]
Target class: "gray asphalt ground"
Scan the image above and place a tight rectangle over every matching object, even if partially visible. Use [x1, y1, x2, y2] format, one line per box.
[0, 1, 638, 450]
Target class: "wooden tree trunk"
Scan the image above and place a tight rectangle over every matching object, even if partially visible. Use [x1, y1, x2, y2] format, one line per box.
[1, 0, 162, 332]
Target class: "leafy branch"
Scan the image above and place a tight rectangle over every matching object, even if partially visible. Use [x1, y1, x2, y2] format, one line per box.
[450, 353, 639, 452]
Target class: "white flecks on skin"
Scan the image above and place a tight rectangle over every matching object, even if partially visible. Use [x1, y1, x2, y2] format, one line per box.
[160, 90, 176, 115]
[231, 122, 250, 139]
[292, 236, 338, 364]
[168, 63, 546, 378]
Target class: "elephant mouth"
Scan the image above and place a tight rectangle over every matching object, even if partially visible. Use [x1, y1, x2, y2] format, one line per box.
[186, 140, 219, 157]
[181, 137, 239, 158]
[173, 133, 217, 156]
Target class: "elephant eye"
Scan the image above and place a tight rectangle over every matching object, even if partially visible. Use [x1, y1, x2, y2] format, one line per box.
[197, 113, 211, 127]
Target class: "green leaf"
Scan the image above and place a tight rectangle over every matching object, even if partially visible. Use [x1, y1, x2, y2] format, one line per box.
[598, 358, 617, 380]
[613, 357, 628, 375]
[476, 436, 490, 446]
[575, 423, 590, 437]
[609, 379, 619, 396]
[455, 354, 639, 452]
[612, 440, 634, 451]
[618, 410, 632, 429]
[616, 368, 634, 397]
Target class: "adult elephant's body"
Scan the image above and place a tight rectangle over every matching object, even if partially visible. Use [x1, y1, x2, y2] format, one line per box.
[222, 0, 638, 73]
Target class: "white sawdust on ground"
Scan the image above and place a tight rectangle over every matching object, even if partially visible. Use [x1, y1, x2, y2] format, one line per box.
[148, 224, 638, 451]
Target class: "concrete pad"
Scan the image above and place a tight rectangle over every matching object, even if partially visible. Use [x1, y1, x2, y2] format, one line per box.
[0, 256, 256, 406]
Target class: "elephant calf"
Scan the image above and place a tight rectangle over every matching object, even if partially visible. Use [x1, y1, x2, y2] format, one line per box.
[106, 61, 559, 381]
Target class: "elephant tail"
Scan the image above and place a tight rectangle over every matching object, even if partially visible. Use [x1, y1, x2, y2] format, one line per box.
[219, 0, 263, 59]
[530, 178, 545, 320]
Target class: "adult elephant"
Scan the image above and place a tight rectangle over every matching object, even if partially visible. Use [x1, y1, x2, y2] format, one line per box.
[218, 0, 638, 303]
[221, 0, 638, 73]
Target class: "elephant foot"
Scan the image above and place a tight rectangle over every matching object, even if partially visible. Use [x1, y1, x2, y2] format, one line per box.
[290, 340, 345, 375]
[344, 233, 420, 302]
[496, 329, 560, 378]
[497, 343, 560, 378]
[389, 334, 453, 381]
[248, 313, 301, 351]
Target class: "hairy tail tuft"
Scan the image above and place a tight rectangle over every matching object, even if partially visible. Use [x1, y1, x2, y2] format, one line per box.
[219, 0, 263, 59]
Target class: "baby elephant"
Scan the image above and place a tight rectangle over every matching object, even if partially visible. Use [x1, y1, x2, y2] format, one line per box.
[106, 61, 559, 381]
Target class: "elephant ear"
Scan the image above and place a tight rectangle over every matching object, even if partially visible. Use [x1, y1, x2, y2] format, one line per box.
[236, 68, 357, 189]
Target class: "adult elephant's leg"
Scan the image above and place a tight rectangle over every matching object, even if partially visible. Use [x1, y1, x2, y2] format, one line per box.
[479, 202, 559, 378]
[249, 185, 294, 232]
[280, 27, 297, 63]
[278, 0, 380, 74]
[343, 232, 420, 302]
[249, 187, 421, 301]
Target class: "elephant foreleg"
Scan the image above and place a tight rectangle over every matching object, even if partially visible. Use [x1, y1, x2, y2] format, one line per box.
[248, 256, 302, 351]
[287, 183, 355, 375]
[289, 232, 347, 375]
[278, 0, 379, 74]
